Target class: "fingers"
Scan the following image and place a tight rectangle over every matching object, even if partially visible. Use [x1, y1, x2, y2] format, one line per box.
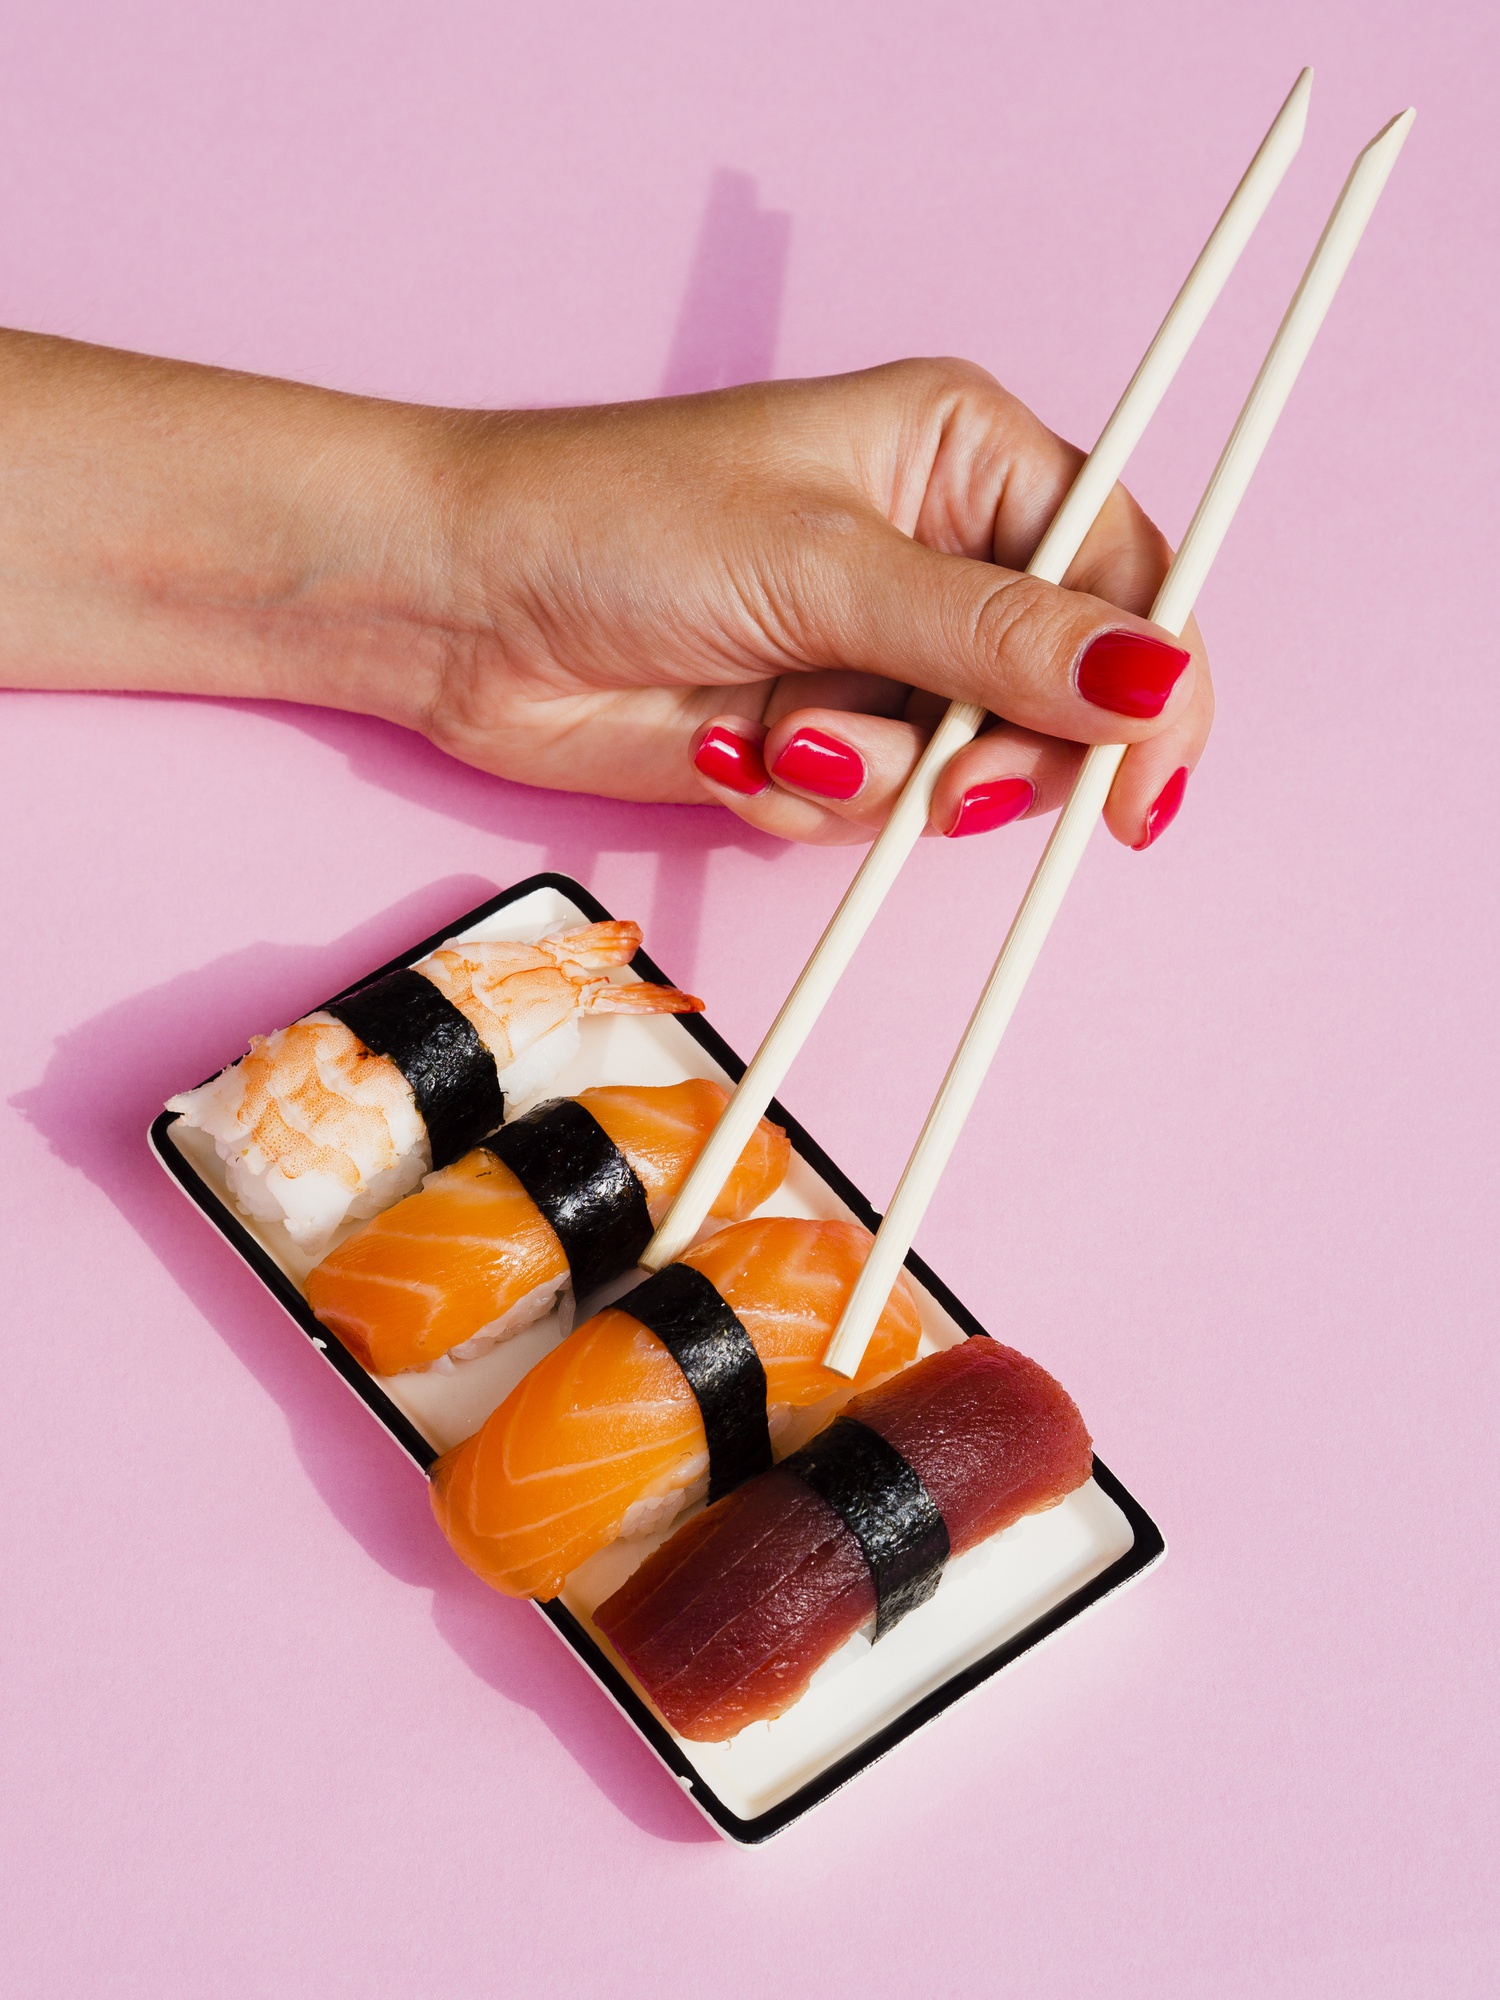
[1057, 477, 1175, 620]
[682, 361, 1219, 848]
[1101, 610, 1213, 848]
[763, 705, 932, 836]
[690, 701, 1075, 846]
[690, 712, 873, 845]
[866, 359, 1175, 622]
[689, 670, 932, 845]
[929, 607, 1213, 849]
[926, 723, 1082, 834]
[771, 499, 1196, 753]
[692, 611, 1212, 851]
[777, 358, 1208, 755]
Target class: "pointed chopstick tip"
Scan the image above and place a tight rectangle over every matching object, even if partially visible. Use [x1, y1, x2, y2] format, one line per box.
[1364, 106, 1417, 157]
[1265, 67, 1313, 156]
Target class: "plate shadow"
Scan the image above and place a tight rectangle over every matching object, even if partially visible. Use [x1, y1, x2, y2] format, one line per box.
[14, 162, 803, 1844]
[12, 878, 716, 1843]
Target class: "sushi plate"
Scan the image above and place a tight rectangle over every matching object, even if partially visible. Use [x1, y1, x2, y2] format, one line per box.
[150, 872, 1165, 1844]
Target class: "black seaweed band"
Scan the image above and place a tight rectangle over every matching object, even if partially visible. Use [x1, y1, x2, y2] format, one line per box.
[782, 1417, 951, 1639]
[325, 968, 504, 1171]
[614, 1263, 773, 1501]
[489, 1099, 654, 1299]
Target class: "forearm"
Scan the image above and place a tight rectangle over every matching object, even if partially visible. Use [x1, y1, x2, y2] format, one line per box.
[0, 328, 475, 728]
[0, 340, 1211, 851]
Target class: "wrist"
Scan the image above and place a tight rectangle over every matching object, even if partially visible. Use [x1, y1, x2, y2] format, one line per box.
[259, 395, 475, 738]
[0, 330, 492, 735]
[409, 406, 561, 752]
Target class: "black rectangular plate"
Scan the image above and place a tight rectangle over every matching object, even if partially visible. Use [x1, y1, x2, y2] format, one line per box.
[149, 869, 1165, 1843]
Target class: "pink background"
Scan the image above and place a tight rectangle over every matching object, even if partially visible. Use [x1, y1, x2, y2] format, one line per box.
[2, 4, 1495, 1994]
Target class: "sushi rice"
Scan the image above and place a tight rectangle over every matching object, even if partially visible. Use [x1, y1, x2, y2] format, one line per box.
[170, 1011, 432, 1251]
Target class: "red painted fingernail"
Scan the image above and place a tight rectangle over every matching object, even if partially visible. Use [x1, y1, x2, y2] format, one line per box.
[1076, 630, 1192, 719]
[770, 727, 865, 801]
[1132, 766, 1189, 850]
[944, 776, 1035, 837]
[693, 724, 769, 796]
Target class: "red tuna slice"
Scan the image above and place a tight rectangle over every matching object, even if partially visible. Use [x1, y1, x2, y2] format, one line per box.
[594, 1338, 1093, 1742]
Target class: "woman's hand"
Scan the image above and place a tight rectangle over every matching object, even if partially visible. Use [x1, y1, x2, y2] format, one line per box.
[432, 360, 1210, 848]
[0, 335, 1208, 849]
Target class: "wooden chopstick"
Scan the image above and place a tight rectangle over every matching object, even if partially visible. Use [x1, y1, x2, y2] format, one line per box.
[640, 69, 1314, 1274]
[822, 106, 1416, 1377]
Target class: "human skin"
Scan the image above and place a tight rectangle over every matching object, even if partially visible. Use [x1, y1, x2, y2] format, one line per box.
[0, 328, 1210, 847]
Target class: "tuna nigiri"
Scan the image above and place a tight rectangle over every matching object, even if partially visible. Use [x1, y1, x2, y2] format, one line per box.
[429, 1217, 924, 1601]
[166, 921, 701, 1253]
[304, 1080, 790, 1375]
[594, 1339, 1093, 1741]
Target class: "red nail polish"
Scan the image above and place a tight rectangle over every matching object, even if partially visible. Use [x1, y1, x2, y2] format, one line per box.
[770, 728, 865, 801]
[1076, 630, 1192, 719]
[944, 776, 1035, 837]
[693, 725, 769, 796]
[1132, 766, 1189, 850]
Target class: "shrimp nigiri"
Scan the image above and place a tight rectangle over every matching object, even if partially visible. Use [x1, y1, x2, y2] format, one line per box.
[429, 1216, 924, 1601]
[304, 1080, 791, 1375]
[166, 922, 701, 1254]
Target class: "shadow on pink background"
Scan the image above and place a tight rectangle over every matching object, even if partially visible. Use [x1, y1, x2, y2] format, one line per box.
[13, 882, 715, 1845]
[661, 167, 791, 395]
[8, 151, 798, 1868]
[1, 4, 1497, 1997]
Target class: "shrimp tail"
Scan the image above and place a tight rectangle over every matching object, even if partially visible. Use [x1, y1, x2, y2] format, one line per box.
[543, 921, 644, 969]
[544, 921, 702, 1011]
[584, 981, 705, 1016]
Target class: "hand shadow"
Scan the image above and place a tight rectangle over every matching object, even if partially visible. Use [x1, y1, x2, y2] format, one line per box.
[11, 879, 714, 1842]
[189, 695, 786, 995]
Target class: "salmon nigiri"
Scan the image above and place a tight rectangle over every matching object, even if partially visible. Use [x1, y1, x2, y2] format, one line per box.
[305, 1081, 789, 1376]
[429, 1216, 924, 1601]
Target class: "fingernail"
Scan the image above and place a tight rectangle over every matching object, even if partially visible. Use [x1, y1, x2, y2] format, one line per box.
[693, 724, 770, 796]
[1076, 630, 1192, 720]
[770, 727, 865, 801]
[1132, 766, 1189, 850]
[944, 776, 1035, 837]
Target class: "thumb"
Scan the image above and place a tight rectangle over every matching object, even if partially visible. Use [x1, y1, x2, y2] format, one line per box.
[785, 513, 1198, 743]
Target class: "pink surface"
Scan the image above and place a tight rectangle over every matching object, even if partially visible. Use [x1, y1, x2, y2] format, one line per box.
[2, 5, 1496, 1994]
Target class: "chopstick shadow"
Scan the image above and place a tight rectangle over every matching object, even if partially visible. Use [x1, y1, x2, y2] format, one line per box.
[660, 167, 791, 395]
[10, 878, 714, 1844]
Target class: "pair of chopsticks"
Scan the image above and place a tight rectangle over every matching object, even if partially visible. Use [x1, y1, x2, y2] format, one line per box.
[643, 71, 1414, 1378]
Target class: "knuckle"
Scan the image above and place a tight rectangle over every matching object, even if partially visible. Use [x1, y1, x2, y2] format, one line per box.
[877, 354, 1006, 416]
[923, 355, 1003, 396]
[968, 574, 1078, 692]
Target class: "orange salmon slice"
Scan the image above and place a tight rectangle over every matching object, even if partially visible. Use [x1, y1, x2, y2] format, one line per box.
[429, 1215, 924, 1601]
[305, 1080, 789, 1376]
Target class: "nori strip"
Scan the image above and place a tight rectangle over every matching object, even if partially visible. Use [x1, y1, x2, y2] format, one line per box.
[489, 1098, 654, 1298]
[326, 967, 504, 1170]
[781, 1416, 951, 1638]
[614, 1263, 773, 1501]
